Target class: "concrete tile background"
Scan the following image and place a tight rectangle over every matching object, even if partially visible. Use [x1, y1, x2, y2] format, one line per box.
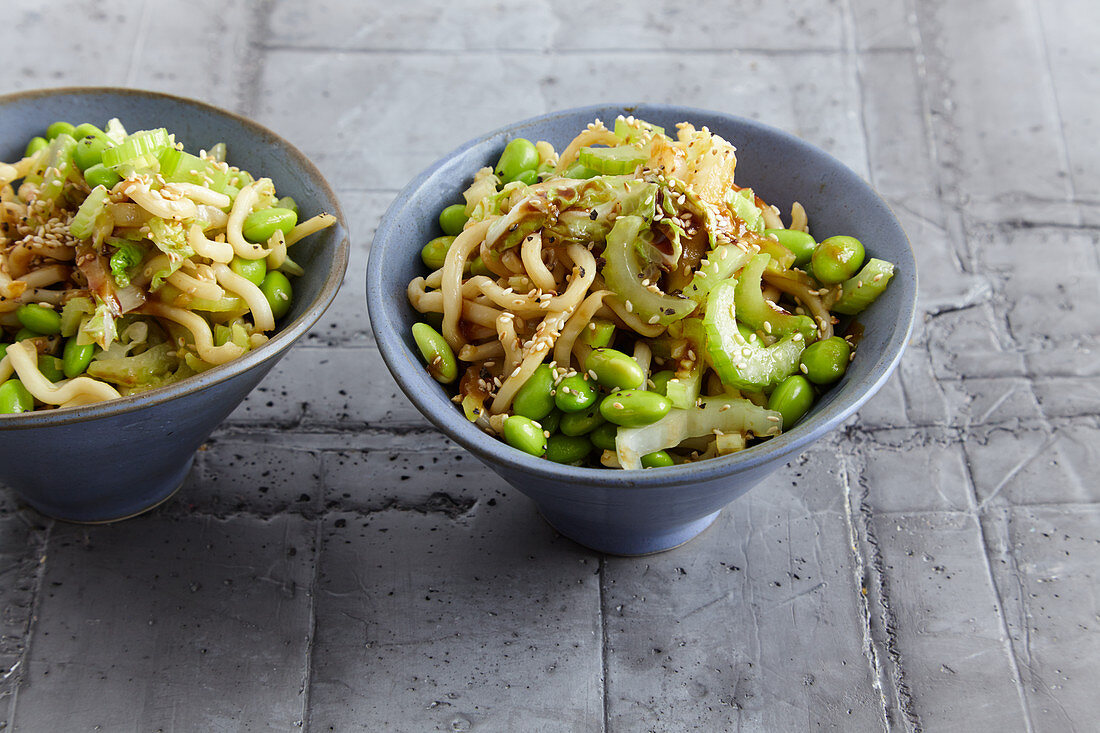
[2, 0, 1098, 730]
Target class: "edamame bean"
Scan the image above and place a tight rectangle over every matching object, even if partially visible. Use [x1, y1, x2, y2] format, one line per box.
[503, 415, 547, 457]
[589, 422, 618, 451]
[764, 228, 816, 266]
[438, 204, 469, 237]
[554, 374, 598, 413]
[259, 271, 293, 320]
[494, 138, 539, 183]
[24, 136, 48, 157]
[62, 337, 96, 378]
[514, 169, 538, 186]
[230, 255, 267, 286]
[641, 450, 675, 468]
[584, 347, 644, 391]
[539, 409, 562, 434]
[562, 162, 595, 179]
[243, 207, 298, 243]
[512, 364, 555, 420]
[800, 336, 851, 384]
[767, 375, 815, 429]
[37, 355, 64, 383]
[468, 256, 493, 277]
[546, 434, 592, 464]
[0, 380, 34, 414]
[411, 322, 458, 383]
[276, 196, 299, 216]
[811, 235, 865, 285]
[649, 369, 674, 396]
[73, 134, 110, 171]
[599, 390, 671, 427]
[559, 406, 606, 436]
[46, 121, 75, 140]
[420, 235, 456, 271]
[73, 123, 105, 140]
[83, 163, 122, 189]
[579, 319, 615, 349]
[14, 328, 37, 342]
[16, 303, 62, 335]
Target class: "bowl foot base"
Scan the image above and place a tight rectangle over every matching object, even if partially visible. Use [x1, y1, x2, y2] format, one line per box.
[539, 508, 721, 556]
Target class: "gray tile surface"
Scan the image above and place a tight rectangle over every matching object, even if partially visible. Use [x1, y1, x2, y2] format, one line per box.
[2, 0, 1098, 730]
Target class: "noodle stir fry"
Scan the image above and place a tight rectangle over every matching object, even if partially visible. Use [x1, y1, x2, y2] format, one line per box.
[0, 119, 335, 413]
[408, 117, 895, 469]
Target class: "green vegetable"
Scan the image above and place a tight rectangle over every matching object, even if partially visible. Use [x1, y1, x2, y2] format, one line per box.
[584, 347, 644, 391]
[0, 380, 34, 414]
[37, 355, 64, 383]
[664, 318, 706, 409]
[411, 322, 457, 383]
[512, 364, 555, 420]
[14, 328, 37, 342]
[230, 255, 267, 287]
[35, 133, 77, 206]
[599, 389, 671, 427]
[765, 229, 816, 266]
[495, 138, 539, 183]
[243, 207, 297, 244]
[641, 450, 675, 468]
[514, 169, 538, 186]
[601, 215, 697, 326]
[733, 254, 816, 339]
[767, 375, 815, 429]
[73, 133, 111, 171]
[62, 337, 96, 378]
[46, 121, 75, 140]
[831, 258, 895, 315]
[158, 147, 234, 195]
[16, 303, 62, 335]
[577, 145, 648, 175]
[554, 373, 598, 413]
[649, 370, 674, 396]
[811, 235, 865, 285]
[260, 271, 293, 320]
[589, 422, 618, 451]
[727, 188, 764, 234]
[559, 406, 607, 436]
[682, 244, 753, 304]
[578, 319, 615, 349]
[503, 415, 547, 457]
[24, 136, 48, 157]
[800, 336, 851, 384]
[561, 162, 597, 179]
[539, 408, 562, 434]
[101, 128, 171, 171]
[545, 434, 592, 464]
[276, 196, 299, 216]
[73, 122, 106, 140]
[70, 185, 110, 239]
[703, 280, 803, 390]
[613, 117, 665, 143]
[420, 235, 456, 271]
[439, 204, 469, 236]
[83, 163, 122, 189]
[87, 342, 178, 388]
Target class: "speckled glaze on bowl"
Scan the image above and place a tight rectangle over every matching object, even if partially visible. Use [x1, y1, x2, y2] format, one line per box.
[367, 104, 916, 555]
[0, 88, 349, 522]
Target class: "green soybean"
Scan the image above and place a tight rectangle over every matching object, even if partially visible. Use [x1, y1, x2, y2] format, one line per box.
[641, 450, 675, 468]
[800, 336, 851, 385]
[46, 121, 75, 140]
[767, 375, 815, 429]
[512, 364, 555, 420]
[514, 168, 538, 186]
[37, 355, 64, 383]
[411, 322, 458, 383]
[438, 204, 469, 236]
[16, 303, 62, 335]
[14, 328, 37, 342]
[589, 422, 618, 451]
[230, 255, 267, 286]
[73, 122, 105, 140]
[545, 433, 592, 465]
[559, 406, 606, 436]
[764, 228, 817, 266]
[0, 380, 34, 414]
[421, 235, 456, 271]
[73, 134, 110, 171]
[811, 235, 865, 285]
[538, 408, 562, 434]
[82, 163, 122, 189]
[243, 207, 298, 244]
[275, 196, 299, 216]
[468, 256, 493, 277]
[554, 373, 598, 413]
[62, 337, 96, 378]
[24, 136, 48, 157]
[649, 369, 675, 396]
[494, 138, 539, 183]
[584, 347, 644, 391]
[259, 271, 293, 320]
[579, 319, 615, 349]
[599, 390, 671, 427]
[503, 415, 547, 457]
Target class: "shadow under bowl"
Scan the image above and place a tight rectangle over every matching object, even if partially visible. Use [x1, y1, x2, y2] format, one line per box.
[0, 87, 349, 522]
[367, 103, 916, 555]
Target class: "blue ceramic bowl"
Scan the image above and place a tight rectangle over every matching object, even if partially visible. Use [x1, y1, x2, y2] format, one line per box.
[0, 88, 349, 521]
[367, 104, 916, 555]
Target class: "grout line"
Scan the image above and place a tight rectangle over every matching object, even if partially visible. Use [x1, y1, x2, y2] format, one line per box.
[4, 519, 53, 729]
[598, 555, 611, 733]
[298, 518, 325, 732]
[255, 44, 865, 57]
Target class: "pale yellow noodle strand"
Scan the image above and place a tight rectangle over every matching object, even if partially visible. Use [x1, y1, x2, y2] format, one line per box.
[266, 229, 287, 269]
[553, 289, 610, 367]
[762, 269, 833, 340]
[6, 341, 121, 405]
[188, 223, 234, 263]
[458, 341, 505, 362]
[212, 263, 275, 332]
[120, 178, 199, 221]
[553, 128, 620, 173]
[17, 265, 70, 289]
[520, 232, 556, 292]
[496, 315, 523, 374]
[226, 180, 272, 259]
[163, 182, 231, 209]
[138, 302, 246, 365]
[545, 244, 596, 313]
[441, 220, 492, 350]
[490, 310, 570, 414]
[167, 270, 224, 301]
[790, 202, 808, 232]
[285, 213, 337, 246]
[760, 204, 783, 230]
[602, 295, 665, 337]
[0, 354, 12, 382]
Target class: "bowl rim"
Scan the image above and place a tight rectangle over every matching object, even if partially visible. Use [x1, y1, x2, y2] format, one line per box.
[0, 86, 350, 429]
[367, 102, 917, 488]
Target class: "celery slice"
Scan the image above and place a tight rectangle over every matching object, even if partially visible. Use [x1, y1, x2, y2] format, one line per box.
[101, 128, 171, 170]
[613, 117, 665, 143]
[831, 258, 895, 315]
[70, 185, 110, 239]
[703, 280, 803, 390]
[732, 254, 817, 339]
[602, 215, 697, 327]
[578, 146, 648, 175]
[159, 148, 233, 195]
[682, 243, 752, 303]
[727, 188, 765, 234]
